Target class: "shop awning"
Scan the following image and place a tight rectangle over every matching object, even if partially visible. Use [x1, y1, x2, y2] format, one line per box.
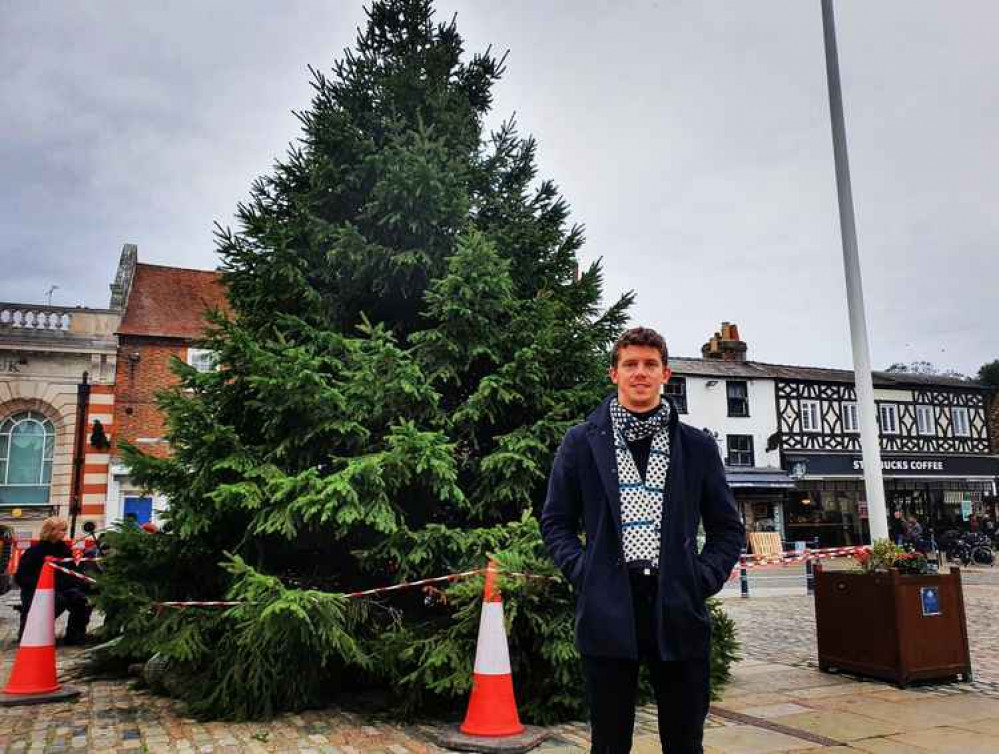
[725, 469, 796, 489]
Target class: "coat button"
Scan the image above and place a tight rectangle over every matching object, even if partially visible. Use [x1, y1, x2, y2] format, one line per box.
[615, 557, 624, 567]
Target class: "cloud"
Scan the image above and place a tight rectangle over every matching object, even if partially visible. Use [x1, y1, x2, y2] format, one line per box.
[1, 0, 996, 373]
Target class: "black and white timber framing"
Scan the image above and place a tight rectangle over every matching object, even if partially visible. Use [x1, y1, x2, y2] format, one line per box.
[776, 380, 990, 455]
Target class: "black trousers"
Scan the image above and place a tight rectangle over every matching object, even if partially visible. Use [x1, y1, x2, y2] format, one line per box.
[582, 571, 710, 754]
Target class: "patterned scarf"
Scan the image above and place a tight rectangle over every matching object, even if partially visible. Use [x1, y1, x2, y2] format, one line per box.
[610, 398, 672, 568]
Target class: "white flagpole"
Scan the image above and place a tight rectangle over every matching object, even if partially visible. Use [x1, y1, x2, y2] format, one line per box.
[820, 0, 889, 541]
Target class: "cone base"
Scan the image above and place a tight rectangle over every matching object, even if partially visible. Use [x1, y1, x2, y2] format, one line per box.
[425, 724, 550, 753]
[0, 685, 81, 707]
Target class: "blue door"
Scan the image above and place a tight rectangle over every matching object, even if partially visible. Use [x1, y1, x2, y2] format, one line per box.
[123, 496, 153, 525]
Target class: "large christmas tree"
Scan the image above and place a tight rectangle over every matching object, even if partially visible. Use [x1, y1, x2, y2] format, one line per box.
[95, 0, 736, 722]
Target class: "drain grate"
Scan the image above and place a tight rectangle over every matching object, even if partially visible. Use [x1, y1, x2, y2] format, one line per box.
[709, 706, 847, 747]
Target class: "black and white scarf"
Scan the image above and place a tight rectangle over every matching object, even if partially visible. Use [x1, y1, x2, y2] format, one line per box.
[610, 398, 672, 568]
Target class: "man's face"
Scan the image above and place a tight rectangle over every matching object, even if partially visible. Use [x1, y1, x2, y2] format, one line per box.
[609, 345, 672, 412]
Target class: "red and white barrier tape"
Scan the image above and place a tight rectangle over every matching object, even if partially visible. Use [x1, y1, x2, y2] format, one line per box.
[741, 545, 868, 563]
[48, 561, 99, 586]
[728, 546, 870, 578]
[153, 566, 563, 609]
[343, 567, 488, 599]
[53, 556, 103, 564]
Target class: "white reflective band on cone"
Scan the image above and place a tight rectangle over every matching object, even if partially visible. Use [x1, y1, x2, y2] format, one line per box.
[472, 602, 512, 675]
[21, 590, 55, 647]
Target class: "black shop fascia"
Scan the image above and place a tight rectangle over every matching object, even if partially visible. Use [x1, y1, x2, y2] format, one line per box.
[780, 453, 999, 547]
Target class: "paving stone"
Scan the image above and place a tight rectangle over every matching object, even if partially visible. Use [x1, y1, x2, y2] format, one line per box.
[772, 710, 902, 742]
[735, 703, 814, 719]
[703, 724, 822, 753]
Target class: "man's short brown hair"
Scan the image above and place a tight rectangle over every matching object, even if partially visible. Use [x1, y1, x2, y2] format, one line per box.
[611, 327, 669, 367]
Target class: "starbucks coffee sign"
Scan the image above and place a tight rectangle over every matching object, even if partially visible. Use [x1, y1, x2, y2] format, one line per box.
[785, 453, 999, 478]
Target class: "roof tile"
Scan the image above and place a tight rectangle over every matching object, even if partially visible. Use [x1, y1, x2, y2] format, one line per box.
[117, 264, 229, 339]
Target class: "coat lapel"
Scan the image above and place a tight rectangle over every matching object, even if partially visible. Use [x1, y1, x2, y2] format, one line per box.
[586, 399, 623, 538]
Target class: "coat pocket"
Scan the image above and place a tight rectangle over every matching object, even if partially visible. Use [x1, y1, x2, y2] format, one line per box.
[569, 548, 589, 591]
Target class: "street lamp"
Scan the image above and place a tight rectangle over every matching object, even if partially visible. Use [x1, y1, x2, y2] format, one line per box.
[820, 0, 889, 541]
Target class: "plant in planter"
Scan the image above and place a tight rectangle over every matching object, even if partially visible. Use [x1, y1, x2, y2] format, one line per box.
[852, 540, 929, 576]
[816, 539, 971, 687]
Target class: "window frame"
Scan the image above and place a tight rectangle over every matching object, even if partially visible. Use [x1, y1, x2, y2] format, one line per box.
[841, 401, 859, 433]
[726, 434, 755, 467]
[879, 403, 899, 435]
[186, 347, 218, 374]
[951, 406, 971, 437]
[664, 376, 687, 414]
[916, 404, 935, 436]
[0, 411, 56, 504]
[801, 400, 821, 433]
[726, 380, 749, 418]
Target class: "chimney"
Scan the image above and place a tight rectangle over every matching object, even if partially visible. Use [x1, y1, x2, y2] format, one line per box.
[701, 321, 748, 362]
[109, 243, 138, 311]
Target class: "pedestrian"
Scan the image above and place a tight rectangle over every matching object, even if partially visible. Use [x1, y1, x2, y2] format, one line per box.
[889, 510, 905, 546]
[904, 515, 923, 549]
[541, 326, 744, 754]
[14, 516, 92, 645]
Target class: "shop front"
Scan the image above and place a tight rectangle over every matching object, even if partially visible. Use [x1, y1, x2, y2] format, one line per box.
[782, 452, 999, 547]
[725, 468, 795, 540]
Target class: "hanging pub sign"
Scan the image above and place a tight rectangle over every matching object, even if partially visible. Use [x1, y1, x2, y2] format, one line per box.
[783, 453, 999, 478]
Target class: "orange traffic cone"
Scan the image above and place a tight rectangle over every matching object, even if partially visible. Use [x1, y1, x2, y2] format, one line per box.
[460, 560, 525, 737]
[0, 557, 80, 705]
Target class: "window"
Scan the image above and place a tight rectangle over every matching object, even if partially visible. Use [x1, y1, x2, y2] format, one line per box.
[801, 400, 820, 432]
[726, 381, 749, 417]
[727, 435, 754, 467]
[664, 377, 687, 413]
[0, 412, 55, 504]
[879, 404, 899, 435]
[186, 348, 218, 373]
[842, 402, 859, 433]
[916, 405, 935, 436]
[952, 406, 970, 437]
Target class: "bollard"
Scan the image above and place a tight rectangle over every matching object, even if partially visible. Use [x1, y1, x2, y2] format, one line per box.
[739, 552, 749, 598]
[805, 553, 815, 596]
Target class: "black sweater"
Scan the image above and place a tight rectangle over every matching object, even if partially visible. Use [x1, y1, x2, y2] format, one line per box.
[14, 540, 74, 594]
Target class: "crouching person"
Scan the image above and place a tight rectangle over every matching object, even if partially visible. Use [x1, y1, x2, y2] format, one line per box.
[15, 516, 92, 645]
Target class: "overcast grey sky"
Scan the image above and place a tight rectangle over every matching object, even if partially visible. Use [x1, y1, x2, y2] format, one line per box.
[2, 1, 997, 374]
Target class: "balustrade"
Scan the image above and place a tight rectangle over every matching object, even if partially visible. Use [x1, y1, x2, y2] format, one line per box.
[0, 305, 73, 331]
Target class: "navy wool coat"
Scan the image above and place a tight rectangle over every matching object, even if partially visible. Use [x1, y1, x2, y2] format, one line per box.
[541, 396, 745, 660]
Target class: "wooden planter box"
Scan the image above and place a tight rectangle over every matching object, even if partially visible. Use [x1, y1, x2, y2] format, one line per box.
[813, 564, 972, 687]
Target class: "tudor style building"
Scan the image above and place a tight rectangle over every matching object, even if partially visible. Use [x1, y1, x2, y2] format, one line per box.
[776, 370, 996, 546]
[671, 323, 999, 548]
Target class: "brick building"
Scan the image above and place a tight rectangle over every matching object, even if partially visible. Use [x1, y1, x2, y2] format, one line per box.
[108, 247, 227, 525]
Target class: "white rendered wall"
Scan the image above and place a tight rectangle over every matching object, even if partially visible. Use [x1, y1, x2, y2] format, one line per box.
[673, 375, 780, 469]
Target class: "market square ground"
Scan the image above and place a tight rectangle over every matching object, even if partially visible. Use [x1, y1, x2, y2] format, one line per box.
[1, 571, 997, 753]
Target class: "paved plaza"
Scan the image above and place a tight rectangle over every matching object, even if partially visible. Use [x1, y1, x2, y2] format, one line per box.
[1, 575, 998, 752]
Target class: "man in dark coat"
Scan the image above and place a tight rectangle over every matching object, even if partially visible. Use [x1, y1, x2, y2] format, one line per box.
[541, 327, 744, 753]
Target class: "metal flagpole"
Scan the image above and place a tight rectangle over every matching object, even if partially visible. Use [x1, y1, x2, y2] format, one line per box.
[820, 0, 889, 541]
